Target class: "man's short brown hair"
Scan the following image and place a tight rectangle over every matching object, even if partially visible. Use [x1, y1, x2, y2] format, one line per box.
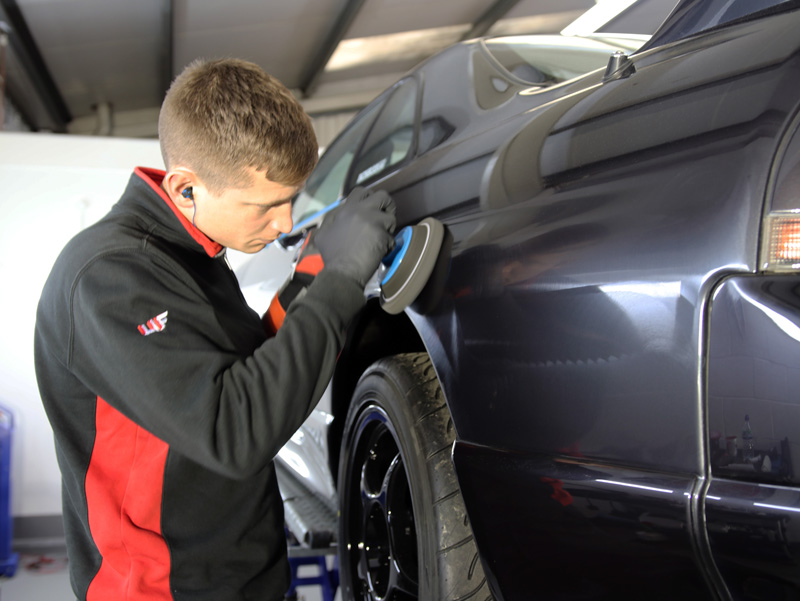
[159, 58, 318, 192]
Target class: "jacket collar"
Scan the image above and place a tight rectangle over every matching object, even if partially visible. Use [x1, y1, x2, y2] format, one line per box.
[133, 167, 224, 258]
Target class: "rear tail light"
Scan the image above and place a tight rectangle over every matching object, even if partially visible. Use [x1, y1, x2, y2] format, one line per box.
[762, 212, 800, 272]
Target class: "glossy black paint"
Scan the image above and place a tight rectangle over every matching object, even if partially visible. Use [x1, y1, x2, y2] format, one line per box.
[409, 13, 800, 475]
[706, 277, 800, 599]
[300, 2, 800, 598]
[453, 441, 709, 600]
[380, 6, 800, 598]
[332, 2, 800, 599]
[706, 478, 800, 600]
[708, 276, 800, 487]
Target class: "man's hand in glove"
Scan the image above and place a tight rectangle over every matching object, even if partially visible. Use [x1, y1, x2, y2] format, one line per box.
[262, 187, 395, 336]
[314, 187, 396, 288]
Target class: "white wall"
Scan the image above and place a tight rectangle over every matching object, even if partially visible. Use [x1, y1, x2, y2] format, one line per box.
[0, 132, 164, 518]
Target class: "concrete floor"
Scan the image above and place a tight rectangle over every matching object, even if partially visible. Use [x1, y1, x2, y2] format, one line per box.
[0, 547, 341, 601]
[1, 549, 72, 601]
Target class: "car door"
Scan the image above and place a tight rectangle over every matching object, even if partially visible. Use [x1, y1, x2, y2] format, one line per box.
[441, 1, 800, 598]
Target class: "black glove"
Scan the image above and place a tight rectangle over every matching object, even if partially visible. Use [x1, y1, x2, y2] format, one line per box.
[314, 187, 397, 288]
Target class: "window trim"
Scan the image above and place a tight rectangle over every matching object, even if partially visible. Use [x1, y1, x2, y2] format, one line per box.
[343, 75, 421, 193]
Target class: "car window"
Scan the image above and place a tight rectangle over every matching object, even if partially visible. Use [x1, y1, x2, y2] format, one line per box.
[291, 102, 382, 226]
[482, 37, 624, 85]
[677, 0, 792, 32]
[643, 0, 797, 49]
[594, 0, 680, 36]
[349, 79, 418, 188]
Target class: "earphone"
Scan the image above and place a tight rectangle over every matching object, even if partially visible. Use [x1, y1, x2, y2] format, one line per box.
[182, 187, 197, 226]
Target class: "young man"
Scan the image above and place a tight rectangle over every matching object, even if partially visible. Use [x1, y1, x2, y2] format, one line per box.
[34, 58, 396, 601]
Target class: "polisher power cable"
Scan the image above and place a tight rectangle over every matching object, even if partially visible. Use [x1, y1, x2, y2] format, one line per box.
[378, 217, 445, 314]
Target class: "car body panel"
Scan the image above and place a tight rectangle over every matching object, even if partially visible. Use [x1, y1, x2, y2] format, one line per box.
[453, 441, 710, 599]
[706, 478, 800, 600]
[237, 34, 634, 505]
[435, 10, 800, 598]
[232, 1, 800, 598]
[416, 11, 800, 472]
[708, 276, 800, 487]
[706, 276, 800, 598]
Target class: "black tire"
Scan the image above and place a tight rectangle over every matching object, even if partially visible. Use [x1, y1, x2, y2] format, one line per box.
[338, 353, 493, 601]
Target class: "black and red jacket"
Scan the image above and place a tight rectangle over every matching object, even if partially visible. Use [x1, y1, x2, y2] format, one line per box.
[34, 168, 362, 601]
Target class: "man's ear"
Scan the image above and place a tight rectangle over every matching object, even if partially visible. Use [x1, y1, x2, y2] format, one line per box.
[162, 167, 198, 211]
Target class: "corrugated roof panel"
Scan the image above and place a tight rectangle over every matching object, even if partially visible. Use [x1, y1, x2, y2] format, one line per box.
[16, 0, 164, 116]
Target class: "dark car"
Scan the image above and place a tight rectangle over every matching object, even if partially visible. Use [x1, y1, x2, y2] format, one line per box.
[234, 0, 800, 598]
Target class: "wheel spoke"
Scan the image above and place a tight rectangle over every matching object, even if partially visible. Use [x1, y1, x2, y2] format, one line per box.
[359, 425, 387, 497]
[356, 540, 371, 589]
[381, 452, 403, 499]
[384, 454, 419, 596]
[362, 426, 397, 498]
[388, 559, 419, 599]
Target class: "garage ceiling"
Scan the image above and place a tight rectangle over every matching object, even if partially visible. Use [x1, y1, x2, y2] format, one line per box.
[1, 0, 600, 137]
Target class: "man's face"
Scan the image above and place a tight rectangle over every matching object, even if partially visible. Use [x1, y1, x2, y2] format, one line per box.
[193, 168, 300, 253]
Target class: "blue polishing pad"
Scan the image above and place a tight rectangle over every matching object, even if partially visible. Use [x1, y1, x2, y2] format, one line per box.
[379, 217, 444, 314]
[381, 227, 413, 285]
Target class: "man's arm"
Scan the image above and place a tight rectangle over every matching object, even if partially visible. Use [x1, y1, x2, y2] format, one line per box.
[65, 188, 395, 479]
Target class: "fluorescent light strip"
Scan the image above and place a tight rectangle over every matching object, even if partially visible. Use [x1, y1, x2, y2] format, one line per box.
[754, 502, 800, 513]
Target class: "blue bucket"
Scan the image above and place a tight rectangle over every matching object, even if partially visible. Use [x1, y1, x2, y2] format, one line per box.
[0, 404, 19, 577]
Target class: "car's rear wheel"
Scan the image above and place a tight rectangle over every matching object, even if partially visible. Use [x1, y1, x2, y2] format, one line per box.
[338, 353, 493, 600]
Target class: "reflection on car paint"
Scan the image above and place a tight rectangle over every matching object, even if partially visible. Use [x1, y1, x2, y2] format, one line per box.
[233, 1, 800, 598]
[708, 277, 800, 486]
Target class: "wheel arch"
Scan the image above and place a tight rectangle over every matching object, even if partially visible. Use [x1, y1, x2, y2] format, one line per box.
[328, 299, 427, 484]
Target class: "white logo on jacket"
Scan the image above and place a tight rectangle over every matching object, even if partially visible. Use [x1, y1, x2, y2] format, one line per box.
[138, 311, 169, 336]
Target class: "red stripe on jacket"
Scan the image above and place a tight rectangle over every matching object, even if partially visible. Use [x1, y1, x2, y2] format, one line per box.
[85, 397, 172, 600]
